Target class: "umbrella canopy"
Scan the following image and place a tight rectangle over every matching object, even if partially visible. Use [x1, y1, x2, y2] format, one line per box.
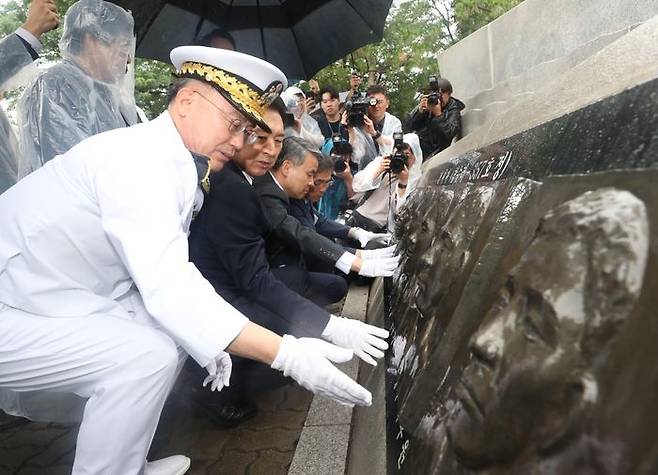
[112, 0, 394, 80]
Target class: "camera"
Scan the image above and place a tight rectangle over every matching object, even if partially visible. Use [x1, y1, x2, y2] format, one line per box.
[389, 132, 407, 174]
[429, 75, 439, 92]
[427, 75, 441, 106]
[330, 134, 352, 173]
[333, 154, 347, 173]
[345, 94, 377, 127]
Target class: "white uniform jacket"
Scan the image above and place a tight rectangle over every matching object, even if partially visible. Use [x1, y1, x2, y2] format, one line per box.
[0, 111, 248, 366]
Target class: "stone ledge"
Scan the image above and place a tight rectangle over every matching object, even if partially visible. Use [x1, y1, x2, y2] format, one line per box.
[288, 281, 372, 475]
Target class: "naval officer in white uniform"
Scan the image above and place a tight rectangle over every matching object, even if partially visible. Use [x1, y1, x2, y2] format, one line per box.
[0, 46, 381, 475]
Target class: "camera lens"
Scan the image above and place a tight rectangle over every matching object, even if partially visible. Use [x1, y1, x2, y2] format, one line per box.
[333, 155, 347, 173]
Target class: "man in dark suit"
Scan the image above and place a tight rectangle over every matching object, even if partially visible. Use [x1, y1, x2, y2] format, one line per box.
[289, 151, 393, 274]
[189, 105, 389, 427]
[254, 137, 399, 306]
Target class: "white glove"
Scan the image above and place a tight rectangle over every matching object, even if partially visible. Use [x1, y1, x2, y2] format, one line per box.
[360, 245, 397, 261]
[271, 335, 372, 407]
[358, 255, 400, 277]
[203, 351, 232, 392]
[350, 227, 391, 247]
[322, 315, 390, 366]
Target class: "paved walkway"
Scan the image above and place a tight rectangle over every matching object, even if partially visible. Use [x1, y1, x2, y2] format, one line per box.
[0, 376, 313, 474]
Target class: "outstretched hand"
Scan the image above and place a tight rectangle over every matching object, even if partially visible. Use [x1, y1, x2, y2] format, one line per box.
[271, 335, 372, 406]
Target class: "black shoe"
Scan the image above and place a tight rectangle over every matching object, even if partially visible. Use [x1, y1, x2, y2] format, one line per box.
[194, 397, 258, 429]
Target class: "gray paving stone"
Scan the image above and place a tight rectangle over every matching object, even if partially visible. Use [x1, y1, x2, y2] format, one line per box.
[304, 394, 353, 427]
[288, 425, 350, 475]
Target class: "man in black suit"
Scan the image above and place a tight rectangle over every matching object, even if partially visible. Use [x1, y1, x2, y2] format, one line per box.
[289, 152, 393, 274]
[254, 137, 399, 306]
[189, 105, 389, 426]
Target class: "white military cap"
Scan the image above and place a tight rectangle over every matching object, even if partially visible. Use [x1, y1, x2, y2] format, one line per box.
[170, 45, 287, 132]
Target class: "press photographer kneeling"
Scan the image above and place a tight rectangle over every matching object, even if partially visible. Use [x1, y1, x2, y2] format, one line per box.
[347, 133, 422, 242]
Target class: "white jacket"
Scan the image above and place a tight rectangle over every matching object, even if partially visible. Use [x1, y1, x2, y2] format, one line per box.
[351, 112, 402, 168]
[0, 111, 248, 366]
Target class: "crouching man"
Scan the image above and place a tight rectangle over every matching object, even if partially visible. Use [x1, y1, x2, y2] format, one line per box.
[0, 46, 375, 475]
[255, 137, 399, 306]
[189, 102, 388, 428]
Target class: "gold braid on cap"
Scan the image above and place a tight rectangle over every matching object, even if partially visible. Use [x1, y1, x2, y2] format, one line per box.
[179, 61, 267, 118]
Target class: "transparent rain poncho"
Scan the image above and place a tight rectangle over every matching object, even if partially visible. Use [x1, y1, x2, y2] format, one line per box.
[281, 86, 324, 149]
[17, 0, 137, 177]
[0, 33, 37, 194]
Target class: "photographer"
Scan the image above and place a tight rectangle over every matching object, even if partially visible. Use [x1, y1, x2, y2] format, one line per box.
[317, 136, 357, 220]
[410, 77, 464, 160]
[343, 70, 362, 103]
[343, 84, 402, 170]
[348, 133, 422, 237]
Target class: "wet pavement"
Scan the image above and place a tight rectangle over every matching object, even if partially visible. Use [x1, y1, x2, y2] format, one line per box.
[0, 375, 313, 474]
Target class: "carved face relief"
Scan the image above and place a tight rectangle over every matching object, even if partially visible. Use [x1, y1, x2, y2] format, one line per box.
[415, 185, 494, 320]
[446, 188, 648, 469]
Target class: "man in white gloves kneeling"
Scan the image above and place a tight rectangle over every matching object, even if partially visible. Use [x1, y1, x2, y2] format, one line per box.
[0, 46, 383, 475]
[254, 136, 399, 306]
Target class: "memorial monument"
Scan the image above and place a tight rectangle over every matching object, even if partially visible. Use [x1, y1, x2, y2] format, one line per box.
[377, 0, 658, 473]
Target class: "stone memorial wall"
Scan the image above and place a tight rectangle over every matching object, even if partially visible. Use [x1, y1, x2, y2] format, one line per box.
[381, 3, 658, 472]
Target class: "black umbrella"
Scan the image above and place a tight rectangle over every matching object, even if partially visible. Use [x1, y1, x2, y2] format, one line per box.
[113, 0, 394, 80]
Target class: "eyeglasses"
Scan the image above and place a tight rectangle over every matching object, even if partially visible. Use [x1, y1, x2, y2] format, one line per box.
[314, 177, 334, 187]
[193, 91, 258, 144]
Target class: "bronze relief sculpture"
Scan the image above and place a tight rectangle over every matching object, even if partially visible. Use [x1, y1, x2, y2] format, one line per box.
[447, 188, 648, 472]
[388, 177, 658, 474]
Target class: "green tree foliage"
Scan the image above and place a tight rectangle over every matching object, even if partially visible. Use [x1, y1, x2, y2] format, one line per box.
[1, 0, 522, 122]
[312, 0, 454, 121]
[453, 0, 524, 38]
[311, 0, 523, 121]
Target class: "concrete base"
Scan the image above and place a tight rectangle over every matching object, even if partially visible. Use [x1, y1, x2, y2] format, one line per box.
[289, 281, 387, 475]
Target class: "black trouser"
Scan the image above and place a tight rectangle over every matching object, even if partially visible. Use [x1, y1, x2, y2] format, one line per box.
[271, 265, 348, 307]
[345, 211, 389, 250]
[346, 210, 387, 234]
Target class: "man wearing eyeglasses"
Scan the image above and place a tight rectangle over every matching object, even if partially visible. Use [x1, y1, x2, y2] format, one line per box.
[188, 104, 389, 429]
[290, 152, 390, 272]
[343, 84, 402, 170]
[0, 45, 378, 475]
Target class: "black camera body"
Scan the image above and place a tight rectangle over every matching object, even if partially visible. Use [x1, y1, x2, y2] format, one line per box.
[427, 75, 442, 107]
[331, 134, 352, 173]
[333, 154, 348, 173]
[389, 132, 407, 174]
[346, 94, 377, 127]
